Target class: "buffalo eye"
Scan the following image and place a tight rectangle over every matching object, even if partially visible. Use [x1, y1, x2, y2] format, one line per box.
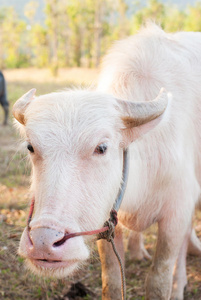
[94, 143, 107, 155]
[27, 144, 34, 153]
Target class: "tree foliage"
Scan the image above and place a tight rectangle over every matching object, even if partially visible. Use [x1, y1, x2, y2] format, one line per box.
[0, 0, 201, 71]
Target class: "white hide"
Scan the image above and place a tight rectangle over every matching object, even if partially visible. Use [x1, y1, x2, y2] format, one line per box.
[15, 24, 201, 298]
[98, 25, 201, 228]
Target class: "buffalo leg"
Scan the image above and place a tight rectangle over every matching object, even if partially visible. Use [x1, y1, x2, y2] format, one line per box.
[188, 227, 201, 256]
[3, 104, 9, 125]
[145, 212, 192, 300]
[171, 227, 191, 300]
[97, 224, 125, 300]
[127, 231, 151, 260]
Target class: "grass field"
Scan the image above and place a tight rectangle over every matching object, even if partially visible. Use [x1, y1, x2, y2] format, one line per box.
[0, 68, 201, 300]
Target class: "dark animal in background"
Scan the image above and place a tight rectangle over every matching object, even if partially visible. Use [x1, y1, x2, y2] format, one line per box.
[0, 71, 9, 125]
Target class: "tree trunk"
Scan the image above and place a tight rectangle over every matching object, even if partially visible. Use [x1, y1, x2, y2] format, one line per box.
[94, 0, 103, 68]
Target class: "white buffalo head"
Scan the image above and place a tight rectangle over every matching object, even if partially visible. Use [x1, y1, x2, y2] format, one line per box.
[13, 88, 169, 278]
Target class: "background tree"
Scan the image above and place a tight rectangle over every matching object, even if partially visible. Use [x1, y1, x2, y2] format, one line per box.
[164, 6, 186, 32]
[118, 0, 129, 38]
[1, 7, 27, 68]
[0, 0, 201, 71]
[184, 2, 201, 31]
[45, 0, 69, 75]
[130, 0, 166, 33]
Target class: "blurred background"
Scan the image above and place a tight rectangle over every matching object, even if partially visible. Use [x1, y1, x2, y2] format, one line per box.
[0, 0, 201, 72]
[0, 1, 201, 299]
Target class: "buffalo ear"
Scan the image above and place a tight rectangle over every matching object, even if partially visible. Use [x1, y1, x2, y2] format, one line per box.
[12, 89, 36, 125]
[116, 88, 171, 145]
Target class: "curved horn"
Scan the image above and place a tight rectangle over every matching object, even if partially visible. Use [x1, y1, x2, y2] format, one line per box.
[12, 88, 36, 125]
[117, 88, 170, 128]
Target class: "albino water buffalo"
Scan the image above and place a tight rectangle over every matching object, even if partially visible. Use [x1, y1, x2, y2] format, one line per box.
[13, 24, 201, 300]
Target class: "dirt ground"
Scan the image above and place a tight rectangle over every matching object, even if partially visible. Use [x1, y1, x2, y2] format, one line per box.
[0, 70, 201, 299]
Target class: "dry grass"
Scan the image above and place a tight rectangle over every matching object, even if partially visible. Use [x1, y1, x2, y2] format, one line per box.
[0, 69, 201, 299]
[4, 68, 99, 86]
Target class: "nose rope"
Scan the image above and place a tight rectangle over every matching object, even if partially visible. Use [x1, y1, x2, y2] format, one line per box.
[27, 197, 35, 229]
[27, 149, 129, 300]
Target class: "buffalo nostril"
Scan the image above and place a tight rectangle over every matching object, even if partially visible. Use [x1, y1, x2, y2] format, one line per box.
[28, 227, 67, 250]
[53, 234, 68, 247]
